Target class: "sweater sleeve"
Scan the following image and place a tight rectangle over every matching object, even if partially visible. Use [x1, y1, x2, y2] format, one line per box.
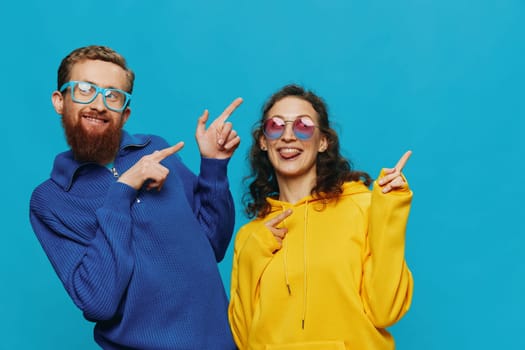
[361, 171, 414, 328]
[174, 156, 235, 262]
[228, 224, 280, 349]
[29, 181, 137, 321]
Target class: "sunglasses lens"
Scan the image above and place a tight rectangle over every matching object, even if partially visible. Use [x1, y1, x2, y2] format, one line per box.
[293, 117, 316, 140]
[263, 117, 285, 139]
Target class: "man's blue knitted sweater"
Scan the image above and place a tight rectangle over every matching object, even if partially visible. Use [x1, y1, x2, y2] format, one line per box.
[29, 131, 237, 349]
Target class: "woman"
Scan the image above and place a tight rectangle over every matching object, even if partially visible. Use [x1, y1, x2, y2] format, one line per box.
[228, 84, 413, 350]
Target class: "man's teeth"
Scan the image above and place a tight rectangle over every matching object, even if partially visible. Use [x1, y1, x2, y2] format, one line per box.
[84, 116, 105, 123]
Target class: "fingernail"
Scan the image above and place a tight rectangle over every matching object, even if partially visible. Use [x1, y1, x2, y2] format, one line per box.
[217, 139, 224, 145]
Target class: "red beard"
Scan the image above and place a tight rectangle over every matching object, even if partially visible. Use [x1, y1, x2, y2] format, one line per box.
[62, 116, 123, 164]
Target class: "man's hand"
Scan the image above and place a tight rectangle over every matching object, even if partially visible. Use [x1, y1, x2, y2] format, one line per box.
[196, 97, 243, 159]
[118, 142, 184, 191]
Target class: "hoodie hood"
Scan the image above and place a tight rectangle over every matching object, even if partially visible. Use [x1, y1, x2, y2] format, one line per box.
[266, 181, 371, 213]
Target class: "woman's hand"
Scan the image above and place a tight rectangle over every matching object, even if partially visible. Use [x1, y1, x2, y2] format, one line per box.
[377, 150, 412, 194]
[265, 209, 293, 247]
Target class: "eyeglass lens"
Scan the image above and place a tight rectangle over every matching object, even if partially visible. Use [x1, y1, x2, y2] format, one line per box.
[72, 82, 127, 111]
[263, 116, 316, 140]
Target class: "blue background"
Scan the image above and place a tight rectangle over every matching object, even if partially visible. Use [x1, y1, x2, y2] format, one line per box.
[1, 0, 524, 349]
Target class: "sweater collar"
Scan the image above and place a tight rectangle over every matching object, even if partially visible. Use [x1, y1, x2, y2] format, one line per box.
[51, 130, 151, 191]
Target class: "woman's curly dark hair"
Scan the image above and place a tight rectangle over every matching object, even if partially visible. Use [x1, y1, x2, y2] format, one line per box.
[243, 84, 372, 218]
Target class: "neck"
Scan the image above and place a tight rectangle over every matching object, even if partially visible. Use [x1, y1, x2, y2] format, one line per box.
[275, 174, 316, 204]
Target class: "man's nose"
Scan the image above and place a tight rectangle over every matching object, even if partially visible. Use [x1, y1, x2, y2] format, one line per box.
[89, 92, 107, 111]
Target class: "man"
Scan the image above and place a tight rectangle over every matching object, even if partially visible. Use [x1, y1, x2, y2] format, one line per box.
[29, 45, 241, 349]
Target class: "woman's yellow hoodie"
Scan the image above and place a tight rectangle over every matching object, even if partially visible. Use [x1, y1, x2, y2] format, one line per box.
[229, 177, 413, 350]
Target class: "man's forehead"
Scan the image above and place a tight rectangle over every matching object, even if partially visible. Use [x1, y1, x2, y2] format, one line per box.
[70, 59, 128, 89]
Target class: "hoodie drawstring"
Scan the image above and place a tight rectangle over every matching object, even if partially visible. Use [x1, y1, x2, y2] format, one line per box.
[281, 202, 309, 330]
[282, 209, 292, 296]
[302, 201, 309, 329]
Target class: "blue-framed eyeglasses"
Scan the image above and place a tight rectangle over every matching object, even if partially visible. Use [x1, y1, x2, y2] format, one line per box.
[59, 81, 132, 112]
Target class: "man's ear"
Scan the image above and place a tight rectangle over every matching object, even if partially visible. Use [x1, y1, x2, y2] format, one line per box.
[51, 91, 63, 114]
[121, 107, 131, 125]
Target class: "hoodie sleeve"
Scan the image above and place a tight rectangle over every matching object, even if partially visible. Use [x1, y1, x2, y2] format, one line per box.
[228, 223, 280, 349]
[361, 170, 414, 328]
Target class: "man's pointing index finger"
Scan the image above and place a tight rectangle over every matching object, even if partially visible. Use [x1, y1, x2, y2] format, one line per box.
[151, 142, 185, 162]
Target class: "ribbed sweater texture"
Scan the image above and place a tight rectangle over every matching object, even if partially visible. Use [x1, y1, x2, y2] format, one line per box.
[29, 131, 236, 349]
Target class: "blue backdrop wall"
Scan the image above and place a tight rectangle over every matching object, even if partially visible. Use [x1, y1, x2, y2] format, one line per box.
[1, 0, 524, 349]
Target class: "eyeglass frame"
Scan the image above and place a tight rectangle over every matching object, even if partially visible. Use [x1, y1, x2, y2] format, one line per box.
[262, 115, 320, 140]
[59, 81, 132, 112]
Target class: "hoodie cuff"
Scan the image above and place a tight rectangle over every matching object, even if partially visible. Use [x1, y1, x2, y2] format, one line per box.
[374, 169, 411, 195]
[255, 226, 282, 255]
